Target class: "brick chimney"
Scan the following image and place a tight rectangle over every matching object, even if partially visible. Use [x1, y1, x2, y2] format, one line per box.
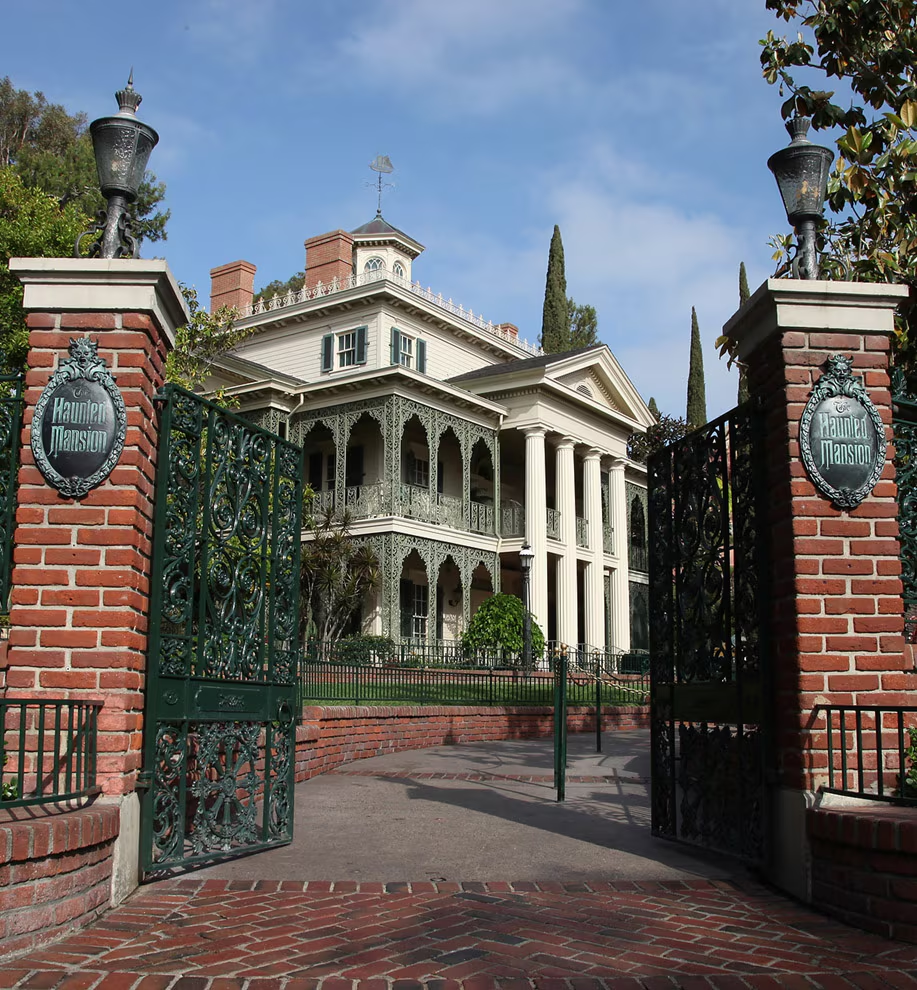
[304, 230, 354, 290]
[498, 322, 519, 338]
[210, 260, 256, 313]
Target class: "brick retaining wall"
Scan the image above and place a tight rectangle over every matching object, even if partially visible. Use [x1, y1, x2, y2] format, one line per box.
[294, 705, 649, 781]
[0, 803, 119, 960]
[808, 804, 917, 943]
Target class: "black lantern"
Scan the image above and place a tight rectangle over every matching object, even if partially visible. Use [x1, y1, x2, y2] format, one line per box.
[767, 117, 834, 280]
[76, 74, 159, 259]
[519, 542, 535, 670]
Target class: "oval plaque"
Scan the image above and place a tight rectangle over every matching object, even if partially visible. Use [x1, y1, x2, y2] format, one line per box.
[31, 337, 126, 500]
[799, 354, 886, 509]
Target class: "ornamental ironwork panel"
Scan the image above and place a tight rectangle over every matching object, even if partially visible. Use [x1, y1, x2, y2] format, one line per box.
[141, 385, 303, 873]
[0, 374, 22, 612]
[892, 369, 917, 621]
[648, 402, 769, 865]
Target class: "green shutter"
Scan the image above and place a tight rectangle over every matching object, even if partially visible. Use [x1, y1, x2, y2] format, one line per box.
[356, 325, 367, 365]
[390, 327, 401, 366]
[321, 333, 333, 372]
[416, 338, 427, 374]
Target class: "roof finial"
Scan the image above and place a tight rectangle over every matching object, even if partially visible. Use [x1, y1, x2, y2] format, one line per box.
[368, 155, 394, 215]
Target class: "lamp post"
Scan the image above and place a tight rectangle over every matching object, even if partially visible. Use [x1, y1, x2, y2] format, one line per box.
[76, 73, 159, 259]
[519, 542, 535, 670]
[767, 116, 834, 280]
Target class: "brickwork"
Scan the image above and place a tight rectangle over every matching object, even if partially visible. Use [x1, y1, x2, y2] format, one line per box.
[808, 804, 917, 943]
[6, 309, 170, 797]
[0, 804, 119, 961]
[293, 705, 649, 782]
[208, 259, 256, 313]
[304, 230, 354, 290]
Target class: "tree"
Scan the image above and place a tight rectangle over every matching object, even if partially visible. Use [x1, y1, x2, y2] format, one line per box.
[737, 263, 751, 404]
[300, 505, 380, 644]
[759, 1, 917, 372]
[254, 271, 305, 306]
[567, 297, 599, 348]
[627, 413, 690, 463]
[461, 592, 544, 659]
[0, 77, 169, 245]
[540, 224, 568, 352]
[0, 167, 90, 372]
[686, 306, 707, 428]
[648, 396, 660, 420]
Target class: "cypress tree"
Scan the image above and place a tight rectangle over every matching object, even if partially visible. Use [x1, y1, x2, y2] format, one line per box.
[686, 306, 707, 428]
[540, 225, 568, 353]
[737, 263, 751, 404]
[648, 396, 660, 421]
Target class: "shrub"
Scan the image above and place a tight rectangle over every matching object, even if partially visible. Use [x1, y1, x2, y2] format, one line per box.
[462, 593, 544, 657]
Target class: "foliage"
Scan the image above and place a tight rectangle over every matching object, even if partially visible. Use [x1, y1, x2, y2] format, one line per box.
[300, 504, 381, 644]
[540, 224, 569, 352]
[898, 725, 917, 798]
[461, 592, 545, 655]
[318, 634, 396, 665]
[0, 76, 169, 245]
[647, 396, 660, 421]
[254, 271, 305, 305]
[0, 166, 90, 372]
[686, 306, 707, 428]
[627, 412, 690, 463]
[0, 754, 17, 801]
[757, 0, 917, 373]
[567, 297, 599, 348]
[737, 263, 751, 404]
[165, 284, 252, 393]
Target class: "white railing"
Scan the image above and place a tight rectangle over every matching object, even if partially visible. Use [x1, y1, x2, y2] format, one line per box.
[239, 269, 542, 356]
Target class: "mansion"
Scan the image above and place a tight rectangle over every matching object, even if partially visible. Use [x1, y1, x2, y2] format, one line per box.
[206, 213, 654, 654]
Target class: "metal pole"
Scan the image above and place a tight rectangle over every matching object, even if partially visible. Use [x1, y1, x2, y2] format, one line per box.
[554, 643, 568, 802]
[594, 650, 602, 753]
[521, 548, 533, 671]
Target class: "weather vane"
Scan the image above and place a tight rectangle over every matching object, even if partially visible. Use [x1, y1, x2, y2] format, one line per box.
[367, 155, 394, 215]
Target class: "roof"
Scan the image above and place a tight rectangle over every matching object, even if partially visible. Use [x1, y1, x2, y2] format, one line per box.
[447, 345, 605, 384]
[350, 212, 425, 257]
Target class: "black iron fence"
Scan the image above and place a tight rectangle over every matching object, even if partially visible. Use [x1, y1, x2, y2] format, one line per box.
[0, 698, 102, 808]
[817, 703, 917, 804]
[0, 373, 23, 613]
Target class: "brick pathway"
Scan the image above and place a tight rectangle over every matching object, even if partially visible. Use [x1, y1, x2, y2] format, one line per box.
[4, 877, 917, 988]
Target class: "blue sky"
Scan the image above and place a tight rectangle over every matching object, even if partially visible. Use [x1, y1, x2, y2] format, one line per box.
[3, 0, 801, 419]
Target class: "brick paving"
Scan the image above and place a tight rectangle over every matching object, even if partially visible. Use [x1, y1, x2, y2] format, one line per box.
[4, 876, 917, 988]
[329, 770, 651, 785]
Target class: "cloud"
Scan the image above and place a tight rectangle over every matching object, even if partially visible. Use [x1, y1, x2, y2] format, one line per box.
[335, 0, 586, 114]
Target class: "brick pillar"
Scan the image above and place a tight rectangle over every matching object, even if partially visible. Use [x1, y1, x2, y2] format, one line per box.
[724, 278, 913, 899]
[6, 257, 185, 902]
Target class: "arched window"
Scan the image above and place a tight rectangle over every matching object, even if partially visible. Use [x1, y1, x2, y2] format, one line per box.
[393, 261, 406, 278]
[364, 256, 385, 272]
[629, 494, 647, 572]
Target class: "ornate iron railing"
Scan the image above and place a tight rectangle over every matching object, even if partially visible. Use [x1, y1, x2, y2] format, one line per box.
[603, 523, 614, 555]
[239, 269, 542, 356]
[817, 704, 917, 804]
[469, 500, 494, 534]
[1, 698, 101, 808]
[547, 508, 561, 539]
[576, 516, 588, 548]
[500, 504, 525, 537]
[0, 374, 23, 611]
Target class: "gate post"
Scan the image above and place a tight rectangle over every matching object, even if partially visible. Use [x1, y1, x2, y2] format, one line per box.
[6, 257, 184, 903]
[724, 278, 912, 899]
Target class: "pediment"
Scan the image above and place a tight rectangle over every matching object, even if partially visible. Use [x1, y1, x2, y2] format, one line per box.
[555, 368, 621, 412]
[544, 348, 654, 428]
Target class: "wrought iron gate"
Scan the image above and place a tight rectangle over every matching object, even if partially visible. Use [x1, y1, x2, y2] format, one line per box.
[141, 385, 303, 873]
[648, 402, 770, 865]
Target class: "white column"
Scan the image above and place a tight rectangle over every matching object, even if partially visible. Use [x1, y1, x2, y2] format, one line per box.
[523, 428, 548, 637]
[610, 457, 630, 651]
[555, 437, 577, 648]
[583, 448, 604, 650]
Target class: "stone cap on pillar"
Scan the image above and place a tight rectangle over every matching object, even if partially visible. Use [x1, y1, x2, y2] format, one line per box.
[9, 258, 190, 346]
[723, 278, 908, 363]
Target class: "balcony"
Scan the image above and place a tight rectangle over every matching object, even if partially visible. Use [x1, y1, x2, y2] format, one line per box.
[547, 509, 560, 540]
[603, 523, 614, 555]
[576, 516, 588, 548]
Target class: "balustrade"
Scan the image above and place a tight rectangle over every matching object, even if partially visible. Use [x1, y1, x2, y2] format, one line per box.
[469, 500, 494, 534]
[576, 516, 588, 548]
[500, 504, 525, 537]
[603, 523, 614, 555]
[547, 509, 561, 540]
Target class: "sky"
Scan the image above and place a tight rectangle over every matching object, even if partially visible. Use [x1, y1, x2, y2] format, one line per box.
[2, 0, 805, 420]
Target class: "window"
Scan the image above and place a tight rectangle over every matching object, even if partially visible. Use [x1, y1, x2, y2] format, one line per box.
[393, 261, 405, 278]
[405, 450, 429, 488]
[364, 256, 385, 272]
[390, 327, 427, 373]
[321, 326, 367, 372]
[400, 579, 428, 639]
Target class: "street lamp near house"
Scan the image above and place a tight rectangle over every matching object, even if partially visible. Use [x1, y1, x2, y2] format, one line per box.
[76, 73, 159, 259]
[519, 542, 535, 669]
[767, 116, 834, 280]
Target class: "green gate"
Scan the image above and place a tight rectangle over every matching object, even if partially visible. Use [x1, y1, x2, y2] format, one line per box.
[648, 402, 771, 865]
[140, 385, 303, 873]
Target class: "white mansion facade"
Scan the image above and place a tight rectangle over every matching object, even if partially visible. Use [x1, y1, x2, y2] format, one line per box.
[206, 213, 654, 653]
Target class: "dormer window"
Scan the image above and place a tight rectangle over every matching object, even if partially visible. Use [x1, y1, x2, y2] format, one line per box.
[393, 261, 405, 278]
[364, 256, 385, 272]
